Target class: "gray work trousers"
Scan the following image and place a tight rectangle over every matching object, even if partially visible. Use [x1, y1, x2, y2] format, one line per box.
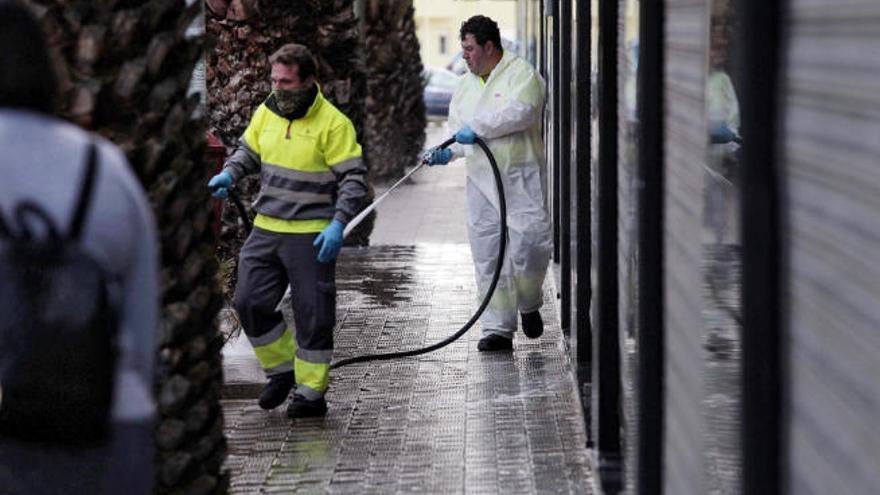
[234, 227, 335, 382]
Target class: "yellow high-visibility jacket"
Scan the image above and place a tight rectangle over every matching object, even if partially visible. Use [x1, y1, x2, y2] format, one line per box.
[223, 89, 367, 233]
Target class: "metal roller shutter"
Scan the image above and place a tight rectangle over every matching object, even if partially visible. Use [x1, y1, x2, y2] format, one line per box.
[781, 2, 880, 493]
[663, 1, 708, 493]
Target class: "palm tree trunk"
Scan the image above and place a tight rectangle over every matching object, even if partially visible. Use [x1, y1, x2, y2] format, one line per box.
[27, 1, 228, 493]
[363, 0, 427, 180]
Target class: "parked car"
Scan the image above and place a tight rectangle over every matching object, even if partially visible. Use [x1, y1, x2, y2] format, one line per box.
[423, 66, 460, 118]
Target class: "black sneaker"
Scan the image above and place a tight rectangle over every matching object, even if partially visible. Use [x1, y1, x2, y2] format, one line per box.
[520, 311, 544, 339]
[258, 371, 295, 410]
[477, 334, 513, 352]
[286, 393, 328, 418]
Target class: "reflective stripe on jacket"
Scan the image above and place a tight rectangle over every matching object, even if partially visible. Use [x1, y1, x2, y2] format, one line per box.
[223, 90, 367, 232]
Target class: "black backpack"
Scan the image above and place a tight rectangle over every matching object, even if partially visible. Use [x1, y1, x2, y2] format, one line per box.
[0, 142, 119, 445]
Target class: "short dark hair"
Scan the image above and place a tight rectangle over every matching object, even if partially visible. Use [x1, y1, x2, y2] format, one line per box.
[459, 15, 502, 50]
[0, 0, 58, 114]
[269, 43, 317, 80]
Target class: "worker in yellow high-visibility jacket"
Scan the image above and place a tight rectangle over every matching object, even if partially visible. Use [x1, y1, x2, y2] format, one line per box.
[424, 16, 552, 352]
[208, 43, 366, 417]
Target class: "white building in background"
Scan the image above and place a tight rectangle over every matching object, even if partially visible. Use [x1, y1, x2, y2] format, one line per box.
[413, 0, 519, 70]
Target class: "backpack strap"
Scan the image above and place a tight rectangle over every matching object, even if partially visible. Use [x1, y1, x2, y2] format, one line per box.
[69, 141, 99, 241]
[0, 205, 10, 239]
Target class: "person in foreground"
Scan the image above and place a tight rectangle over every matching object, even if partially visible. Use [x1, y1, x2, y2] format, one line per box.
[424, 15, 552, 352]
[208, 43, 366, 417]
[0, 1, 159, 492]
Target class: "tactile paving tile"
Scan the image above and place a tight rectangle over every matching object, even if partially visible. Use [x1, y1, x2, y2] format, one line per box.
[222, 244, 593, 493]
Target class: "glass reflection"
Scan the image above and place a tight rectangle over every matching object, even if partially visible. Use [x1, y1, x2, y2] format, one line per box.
[620, 0, 640, 491]
[705, 11, 741, 246]
[702, 0, 743, 492]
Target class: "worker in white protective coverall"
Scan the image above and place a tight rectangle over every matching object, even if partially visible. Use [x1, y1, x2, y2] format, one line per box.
[423, 15, 552, 351]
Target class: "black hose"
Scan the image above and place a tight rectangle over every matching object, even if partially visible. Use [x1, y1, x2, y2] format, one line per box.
[227, 188, 252, 235]
[330, 136, 505, 369]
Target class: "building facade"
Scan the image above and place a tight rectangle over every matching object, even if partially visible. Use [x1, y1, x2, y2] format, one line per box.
[514, 1, 880, 493]
[413, 0, 518, 68]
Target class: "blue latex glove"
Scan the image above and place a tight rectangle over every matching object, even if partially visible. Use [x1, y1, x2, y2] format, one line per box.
[710, 125, 737, 144]
[423, 147, 452, 166]
[208, 171, 233, 198]
[454, 125, 477, 144]
[313, 219, 345, 263]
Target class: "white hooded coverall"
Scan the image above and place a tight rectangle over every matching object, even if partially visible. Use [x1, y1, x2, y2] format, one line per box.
[447, 49, 553, 339]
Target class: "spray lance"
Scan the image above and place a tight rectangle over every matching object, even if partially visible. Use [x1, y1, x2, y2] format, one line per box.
[222, 136, 506, 369]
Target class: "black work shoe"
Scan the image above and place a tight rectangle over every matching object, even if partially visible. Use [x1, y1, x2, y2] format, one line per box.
[258, 371, 295, 410]
[477, 334, 513, 352]
[286, 393, 328, 418]
[520, 311, 544, 339]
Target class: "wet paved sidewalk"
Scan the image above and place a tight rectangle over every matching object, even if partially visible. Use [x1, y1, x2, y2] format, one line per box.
[220, 124, 594, 493]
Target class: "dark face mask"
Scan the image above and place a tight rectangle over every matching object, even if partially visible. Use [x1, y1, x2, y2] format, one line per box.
[274, 86, 313, 115]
